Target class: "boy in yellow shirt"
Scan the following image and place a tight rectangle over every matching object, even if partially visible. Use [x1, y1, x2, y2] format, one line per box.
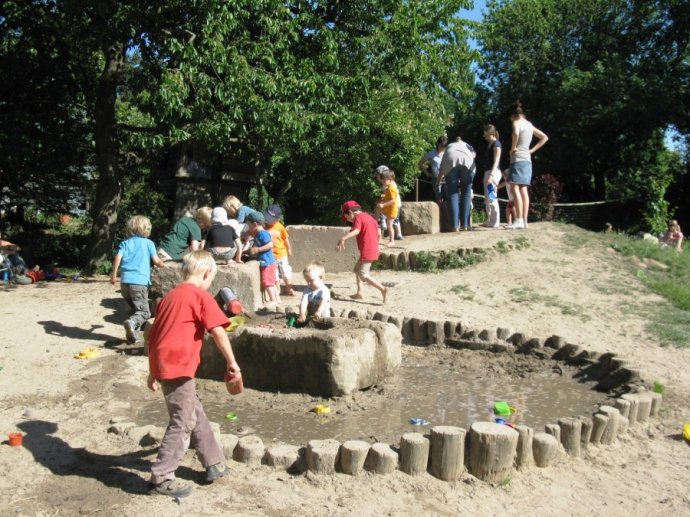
[374, 166, 401, 245]
[263, 204, 296, 296]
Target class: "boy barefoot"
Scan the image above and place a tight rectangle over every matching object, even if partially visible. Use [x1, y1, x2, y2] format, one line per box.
[336, 200, 388, 304]
[146, 251, 241, 498]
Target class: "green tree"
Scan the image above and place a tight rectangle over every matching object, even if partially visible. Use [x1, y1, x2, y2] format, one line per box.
[152, 0, 477, 221]
[473, 0, 689, 230]
[0, 1, 96, 222]
[2, 1, 477, 269]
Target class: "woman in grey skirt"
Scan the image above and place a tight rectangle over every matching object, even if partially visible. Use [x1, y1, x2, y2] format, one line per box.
[506, 102, 549, 229]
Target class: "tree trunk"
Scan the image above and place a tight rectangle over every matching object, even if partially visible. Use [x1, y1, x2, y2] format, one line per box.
[87, 42, 124, 272]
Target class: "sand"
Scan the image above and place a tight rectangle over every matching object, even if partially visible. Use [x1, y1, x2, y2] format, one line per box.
[0, 222, 688, 516]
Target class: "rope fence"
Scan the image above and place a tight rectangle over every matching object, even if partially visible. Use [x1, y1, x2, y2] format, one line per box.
[412, 178, 627, 231]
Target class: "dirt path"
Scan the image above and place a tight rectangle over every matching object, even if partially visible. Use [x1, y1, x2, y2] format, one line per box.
[0, 222, 688, 516]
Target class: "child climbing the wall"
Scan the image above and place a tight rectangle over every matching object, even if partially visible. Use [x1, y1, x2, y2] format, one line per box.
[263, 203, 296, 296]
[111, 215, 165, 344]
[298, 262, 331, 323]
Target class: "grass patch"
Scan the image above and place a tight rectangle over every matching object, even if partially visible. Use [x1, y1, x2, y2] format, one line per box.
[450, 284, 474, 300]
[413, 252, 437, 272]
[561, 226, 690, 348]
[494, 240, 509, 254]
[512, 236, 530, 250]
[509, 287, 591, 322]
[413, 250, 485, 272]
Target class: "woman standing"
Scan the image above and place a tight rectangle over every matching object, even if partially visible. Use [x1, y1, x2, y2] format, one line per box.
[482, 125, 502, 227]
[507, 102, 548, 229]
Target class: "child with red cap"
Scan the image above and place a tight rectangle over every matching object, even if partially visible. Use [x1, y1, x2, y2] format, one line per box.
[336, 201, 388, 304]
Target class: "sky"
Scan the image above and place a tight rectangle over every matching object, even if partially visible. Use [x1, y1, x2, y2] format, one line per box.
[459, 0, 487, 23]
[459, 1, 486, 52]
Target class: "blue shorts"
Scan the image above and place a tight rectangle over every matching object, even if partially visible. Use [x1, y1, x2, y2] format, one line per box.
[509, 161, 532, 186]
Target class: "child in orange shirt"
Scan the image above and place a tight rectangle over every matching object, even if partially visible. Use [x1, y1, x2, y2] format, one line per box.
[263, 204, 296, 296]
[374, 167, 401, 245]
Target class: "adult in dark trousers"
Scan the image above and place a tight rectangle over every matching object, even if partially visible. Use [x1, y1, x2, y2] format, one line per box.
[436, 137, 476, 231]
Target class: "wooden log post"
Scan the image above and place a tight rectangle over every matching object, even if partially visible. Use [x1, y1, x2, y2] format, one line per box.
[340, 440, 370, 476]
[365, 443, 398, 474]
[598, 406, 620, 445]
[615, 398, 632, 419]
[650, 392, 663, 417]
[233, 435, 265, 465]
[400, 432, 430, 476]
[468, 422, 518, 482]
[429, 426, 466, 481]
[533, 432, 559, 467]
[618, 415, 630, 434]
[514, 425, 534, 470]
[307, 439, 341, 475]
[264, 444, 303, 472]
[545, 423, 561, 443]
[579, 416, 593, 450]
[219, 434, 239, 460]
[558, 417, 582, 457]
[635, 393, 653, 422]
[591, 414, 609, 445]
[620, 393, 639, 423]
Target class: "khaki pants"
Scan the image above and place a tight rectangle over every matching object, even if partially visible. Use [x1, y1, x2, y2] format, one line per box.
[149, 377, 224, 485]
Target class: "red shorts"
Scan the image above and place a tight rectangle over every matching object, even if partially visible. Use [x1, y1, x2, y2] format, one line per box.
[260, 263, 277, 288]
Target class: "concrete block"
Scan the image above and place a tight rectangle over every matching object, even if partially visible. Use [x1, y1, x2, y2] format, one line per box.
[198, 317, 401, 396]
[151, 260, 262, 311]
[400, 201, 440, 235]
[286, 225, 359, 273]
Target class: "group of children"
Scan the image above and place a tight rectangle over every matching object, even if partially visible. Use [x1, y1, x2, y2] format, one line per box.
[110, 196, 332, 343]
[110, 199, 331, 498]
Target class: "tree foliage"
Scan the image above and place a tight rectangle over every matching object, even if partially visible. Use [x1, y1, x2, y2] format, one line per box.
[1, 0, 477, 267]
[470, 0, 689, 231]
[151, 0, 477, 221]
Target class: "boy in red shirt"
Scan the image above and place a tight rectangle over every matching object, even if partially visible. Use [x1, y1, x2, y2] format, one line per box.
[336, 200, 388, 304]
[146, 250, 241, 498]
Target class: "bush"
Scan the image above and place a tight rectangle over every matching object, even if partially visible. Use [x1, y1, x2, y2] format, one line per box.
[530, 174, 563, 221]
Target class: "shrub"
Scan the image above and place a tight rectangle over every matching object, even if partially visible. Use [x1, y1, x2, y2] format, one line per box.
[530, 174, 563, 221]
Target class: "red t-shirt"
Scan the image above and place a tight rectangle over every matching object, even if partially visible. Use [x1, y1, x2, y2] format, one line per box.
[148, 283, 229, 379]
[352, 212, 380, 262]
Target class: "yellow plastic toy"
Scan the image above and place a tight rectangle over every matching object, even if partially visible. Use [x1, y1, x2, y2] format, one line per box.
[226, 315, 246, 333]
[683, 423, 690, 442]
[74, 347, 101, 359]
[313, 404, 331, 415]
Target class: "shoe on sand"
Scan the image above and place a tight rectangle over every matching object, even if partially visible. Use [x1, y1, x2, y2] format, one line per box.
[123, 320, 138, 344]
[206, 463, 228, 482]
[150, 479, 193, 498]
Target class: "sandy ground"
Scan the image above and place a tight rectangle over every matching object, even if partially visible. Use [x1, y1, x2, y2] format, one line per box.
[0, 222, 689, 516]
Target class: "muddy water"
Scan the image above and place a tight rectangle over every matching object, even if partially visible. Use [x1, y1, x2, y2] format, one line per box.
[139, 353, 606, 446]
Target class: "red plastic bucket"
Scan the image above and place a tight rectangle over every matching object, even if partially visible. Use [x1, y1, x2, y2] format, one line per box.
[8, 432, 23, 447]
